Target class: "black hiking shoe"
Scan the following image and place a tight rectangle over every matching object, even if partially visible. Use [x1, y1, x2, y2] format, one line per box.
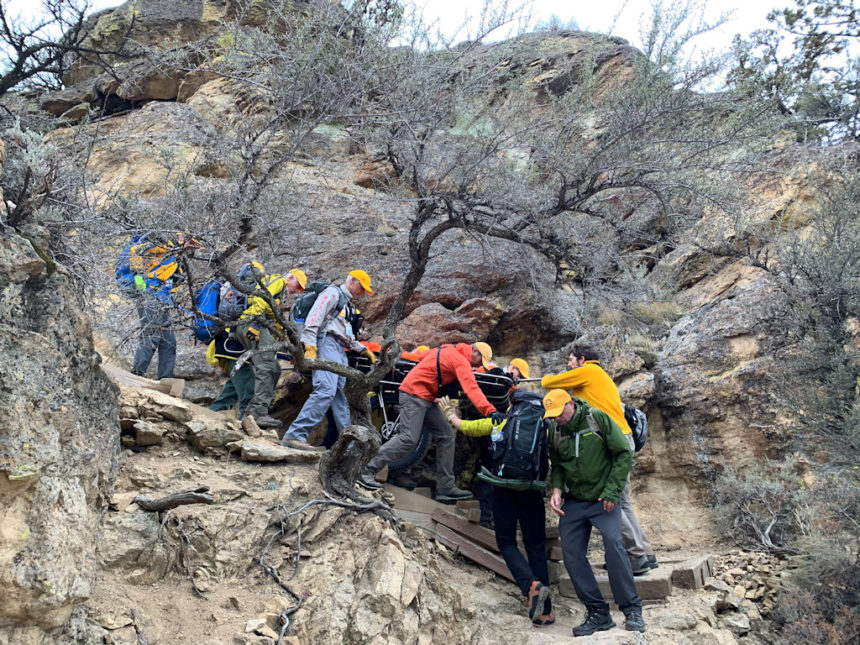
[625, 609, 646, 633]
[387, 472, 417, 489]
[572, 610, 615, 637]
[358, 469, 383, 490]
[436, 487, 473, 502]
[648, 554, 659, 569]
[630, 555, 652, 576]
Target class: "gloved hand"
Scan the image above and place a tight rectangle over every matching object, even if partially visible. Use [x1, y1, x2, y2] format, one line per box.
[361, 348, 377, 364]
[437, 396, 459, 423]
[490, 410, 506, 425]
[245, 326, 260, 344]
[304, 345, 318, 360]
[134, 274, 146, 291]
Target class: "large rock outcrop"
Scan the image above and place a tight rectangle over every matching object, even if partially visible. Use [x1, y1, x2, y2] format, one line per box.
[0, 232, 121, 641]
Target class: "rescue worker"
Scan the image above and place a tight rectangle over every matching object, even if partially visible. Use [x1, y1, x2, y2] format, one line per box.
[440, 386, 554, 628]
[280, 270, 376, 451]
[358, 342, 502, 502]
[236, 265, 307, 429]
[130, 232, 200, 380]
[543, 390, 646, 636]
[541, 343, 658, 574]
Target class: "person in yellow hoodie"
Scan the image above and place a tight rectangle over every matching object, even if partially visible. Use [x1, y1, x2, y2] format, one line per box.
[235, 265, 307, 429]
[540, 343, 657, 575]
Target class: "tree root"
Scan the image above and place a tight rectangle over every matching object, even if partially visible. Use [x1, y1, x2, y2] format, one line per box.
[133, 486, 214, 512]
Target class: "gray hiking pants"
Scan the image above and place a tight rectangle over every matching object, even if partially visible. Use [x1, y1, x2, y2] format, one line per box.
[559, 497, 642, 615]
[282, 334, 350, 442]
[367, 391, 456, 490]
[132, 296, 176, 380]
[620, 433, 655, 559]
[236, 321, 281, 418]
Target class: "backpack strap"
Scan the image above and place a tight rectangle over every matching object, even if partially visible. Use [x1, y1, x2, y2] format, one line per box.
[552, 409, 605, 457]
[315, 284, 349, 344]
[436, 347, 443, 388]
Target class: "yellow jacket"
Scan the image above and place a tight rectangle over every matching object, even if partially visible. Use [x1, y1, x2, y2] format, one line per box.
[540, 360, 631, 434]
[240, 273, 287, 323]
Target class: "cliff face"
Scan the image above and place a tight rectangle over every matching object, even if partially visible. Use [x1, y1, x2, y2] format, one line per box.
[0, 231, 121, 636]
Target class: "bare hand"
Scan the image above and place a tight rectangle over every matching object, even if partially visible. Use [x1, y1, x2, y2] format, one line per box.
[550, 489, 565, 516]
[599, 498, 616, 512]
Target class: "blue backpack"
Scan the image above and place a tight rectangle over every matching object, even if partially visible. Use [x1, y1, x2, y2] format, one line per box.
[115, 234, 147, 294]
[192, 278, 222, 343]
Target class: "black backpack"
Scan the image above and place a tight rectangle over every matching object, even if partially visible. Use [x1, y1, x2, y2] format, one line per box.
[488, 390, 549, 482]
[289, 281, 347, 327]
[623, 403, 648, 452]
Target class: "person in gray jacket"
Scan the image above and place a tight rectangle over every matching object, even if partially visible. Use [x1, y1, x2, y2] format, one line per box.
[280, 270, 376, 451]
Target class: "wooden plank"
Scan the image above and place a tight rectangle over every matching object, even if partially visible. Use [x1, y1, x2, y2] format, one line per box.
[559, 569, 673, 601]
[456, 500, 480, 511]
[394, 509, 435, 532]
[433, 524, 514, 583]
[383, 484, 448, 514]
[432, 509, 500, 553]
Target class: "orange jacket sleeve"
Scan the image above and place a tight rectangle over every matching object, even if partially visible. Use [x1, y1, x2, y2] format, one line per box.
[450, 352, 496, 416]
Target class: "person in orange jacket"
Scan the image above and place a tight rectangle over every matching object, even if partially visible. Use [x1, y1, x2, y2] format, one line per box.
[359, 342, 502, 501]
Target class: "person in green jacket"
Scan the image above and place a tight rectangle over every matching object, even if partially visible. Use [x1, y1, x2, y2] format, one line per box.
[543, 389, 646, 636]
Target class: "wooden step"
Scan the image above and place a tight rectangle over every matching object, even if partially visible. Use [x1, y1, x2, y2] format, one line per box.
[558, 566, 673, 601]
[433, 524, 515, 583]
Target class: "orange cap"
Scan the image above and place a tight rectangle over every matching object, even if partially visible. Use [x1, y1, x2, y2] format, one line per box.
[543, 389, 572, 418]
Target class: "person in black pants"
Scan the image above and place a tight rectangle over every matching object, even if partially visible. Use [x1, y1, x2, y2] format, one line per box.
[440, 397, 554, 627]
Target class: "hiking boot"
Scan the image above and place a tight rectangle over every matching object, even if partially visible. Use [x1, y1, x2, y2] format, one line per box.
[648, 554, 659, 569]
[387, 472, 417, 489]
[436, 487, 473, 502]
[358, 469, 383, 490]
[630, 554, 652, 576]
[248, 414, 283, 429]
[572, 610, 615, 637]
[532, 612, 555, 627]
[625, 610, 646, 633]
[281, 438, 324, 452]
[527, 580, 550, 621]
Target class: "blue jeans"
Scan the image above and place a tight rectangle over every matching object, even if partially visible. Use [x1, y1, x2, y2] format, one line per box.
[558, 498, 642, 614]
[282, 335, 350, 442]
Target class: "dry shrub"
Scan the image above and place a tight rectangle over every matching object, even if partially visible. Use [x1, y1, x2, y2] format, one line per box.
[710, 461, 803, 553]
[630, 301, 684, 325]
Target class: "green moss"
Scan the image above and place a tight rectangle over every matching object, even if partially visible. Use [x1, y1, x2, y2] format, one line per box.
[20, 234, 56, 275]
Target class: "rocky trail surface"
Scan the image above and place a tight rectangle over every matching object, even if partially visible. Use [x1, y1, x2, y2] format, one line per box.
[64, 368, 786, 645]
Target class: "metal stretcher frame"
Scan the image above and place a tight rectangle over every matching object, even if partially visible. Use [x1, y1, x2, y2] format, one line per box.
[350, 356, 515, 409]
[347, 355, 514, 472]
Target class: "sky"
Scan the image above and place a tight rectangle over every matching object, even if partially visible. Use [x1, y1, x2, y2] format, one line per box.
[5, 0, 786, 55]
[419, 0, 785, 52]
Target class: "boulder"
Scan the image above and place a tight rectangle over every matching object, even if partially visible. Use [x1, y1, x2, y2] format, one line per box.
[0, 233, 120, 632]
[186, 419, 244, 451]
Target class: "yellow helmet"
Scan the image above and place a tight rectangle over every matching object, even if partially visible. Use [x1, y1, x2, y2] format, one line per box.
[473, 341, 492, 369]
[509, 358, 530, 379]
[289, 268, 307, 290]
[348, 269, 373, 294]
